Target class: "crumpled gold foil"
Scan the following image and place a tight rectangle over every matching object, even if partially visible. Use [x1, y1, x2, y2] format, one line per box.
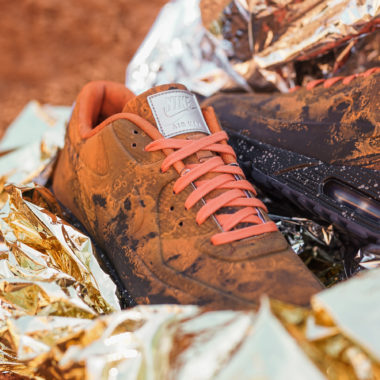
[3, 289, 380, 379]
[211, 0, 380, 68]
[0, 182, 120, 377]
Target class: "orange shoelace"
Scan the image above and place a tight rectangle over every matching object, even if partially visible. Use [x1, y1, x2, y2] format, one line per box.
[145, 130, 277, 245]
[289, 67, 380, 92]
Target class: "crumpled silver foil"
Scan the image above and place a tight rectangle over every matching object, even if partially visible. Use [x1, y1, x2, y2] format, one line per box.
[353, 244, 380, 272]
[215, 0, 380, 68]
[211, 0, 380, 90]
[271, 215, 335, 255]
[0, 101, 71, 185]
[272, 212, 380, 282]
[267, 209, 348, 287]
[125, 0, 250, 96]
[126, 0, 379, 94]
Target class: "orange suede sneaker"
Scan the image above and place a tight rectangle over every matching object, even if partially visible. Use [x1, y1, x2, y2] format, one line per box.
[52, 81, 323, 309]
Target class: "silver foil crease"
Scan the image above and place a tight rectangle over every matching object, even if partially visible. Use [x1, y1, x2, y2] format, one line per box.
[0, 101, 71, 185]
[126, 0, 379, 94]
[125, 0, 250, 96]
[354, 244, 380, 272]
[219, 0, 380, 68]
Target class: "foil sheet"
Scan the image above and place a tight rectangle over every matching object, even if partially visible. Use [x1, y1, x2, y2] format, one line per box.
[0, 101, 71, 185]
[270, 214, 347, 287]
[2, 289, 380, 379]
[0, 183, 120, 313]
[125, 0, 250, 96]
[126, 0, 379, 94]
[353, 244, 380, 273]
[210, 0, 380, 68]
[209, 0, 380, 90]
[312, 267, 380, 363]
[202, 0, 380, 91]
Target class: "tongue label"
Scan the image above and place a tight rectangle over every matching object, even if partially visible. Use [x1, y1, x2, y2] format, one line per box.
[147, 90, 210, 138]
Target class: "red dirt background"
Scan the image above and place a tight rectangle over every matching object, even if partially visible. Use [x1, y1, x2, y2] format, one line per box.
[0, 1, 166, 378]
[0, 0, 167, 139]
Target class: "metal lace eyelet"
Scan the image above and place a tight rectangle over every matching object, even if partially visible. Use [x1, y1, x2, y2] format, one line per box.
[180, 168, 191, 176]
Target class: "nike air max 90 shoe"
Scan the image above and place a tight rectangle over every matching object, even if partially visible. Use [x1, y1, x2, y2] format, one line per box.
[52, 81, 322, 309]
[203, 68, 380, 244]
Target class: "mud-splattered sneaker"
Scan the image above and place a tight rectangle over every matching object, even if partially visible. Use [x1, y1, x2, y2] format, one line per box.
[53, 81, 322, 309]
[204, 68, 380, 244]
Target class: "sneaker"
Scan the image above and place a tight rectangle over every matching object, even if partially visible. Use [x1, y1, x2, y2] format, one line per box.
[52, 81, 322, 308]
[203, 68, 380, 243]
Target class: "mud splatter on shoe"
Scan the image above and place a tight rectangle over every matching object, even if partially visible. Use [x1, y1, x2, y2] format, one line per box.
[204, 68, 380, 244]
[53, 81, 322, 309]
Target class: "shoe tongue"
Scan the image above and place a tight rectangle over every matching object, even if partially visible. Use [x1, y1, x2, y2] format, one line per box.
[122, 84, 211, 138]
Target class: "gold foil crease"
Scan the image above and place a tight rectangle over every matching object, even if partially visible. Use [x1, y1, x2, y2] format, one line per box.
[0, 182, 120, 377]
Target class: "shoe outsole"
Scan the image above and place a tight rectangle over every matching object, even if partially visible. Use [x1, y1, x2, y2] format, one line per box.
[227, 131, 380, 244]
[57, 199, 137, 308]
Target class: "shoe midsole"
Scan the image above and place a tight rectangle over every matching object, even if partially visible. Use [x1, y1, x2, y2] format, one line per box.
[226, 129, 380, 243]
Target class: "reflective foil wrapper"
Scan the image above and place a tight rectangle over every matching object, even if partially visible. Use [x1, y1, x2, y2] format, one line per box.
[270, 214, 347, 287]
[0, 102, 71, 186]
[351, 244, 380, 274]
[2, 272, 380, 379]
[126, 0, 379, 94]
[207, 0, 380, 67]
[205, 0, 380, 91]
[125, 0, 250, 97]
[0, 182, 120, 378]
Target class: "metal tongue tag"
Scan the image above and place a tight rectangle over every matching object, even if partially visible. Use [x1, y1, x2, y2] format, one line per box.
[147, 89, 210, 138]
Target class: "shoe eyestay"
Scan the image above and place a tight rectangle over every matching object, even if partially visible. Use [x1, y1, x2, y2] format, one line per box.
[104, 108, 278, 246]
[145, 130, 277, 245]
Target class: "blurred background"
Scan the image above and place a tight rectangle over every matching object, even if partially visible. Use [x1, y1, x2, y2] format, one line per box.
[0, 0, 167, 137]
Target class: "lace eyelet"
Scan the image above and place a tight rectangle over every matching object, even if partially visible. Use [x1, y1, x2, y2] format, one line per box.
[181, 168, 191, 176]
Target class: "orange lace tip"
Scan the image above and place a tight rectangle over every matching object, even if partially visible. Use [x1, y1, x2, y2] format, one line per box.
[289, 86, 301, 93]
[323, 77, 343, 88]
[306, 79, 324, 90]
[362, 67, 380, 77]
[342, 74, 357, 85]
[210, 222, 278, 245]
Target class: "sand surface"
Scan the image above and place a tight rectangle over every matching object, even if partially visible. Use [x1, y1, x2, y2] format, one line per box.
[0, 0, 167, 137]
